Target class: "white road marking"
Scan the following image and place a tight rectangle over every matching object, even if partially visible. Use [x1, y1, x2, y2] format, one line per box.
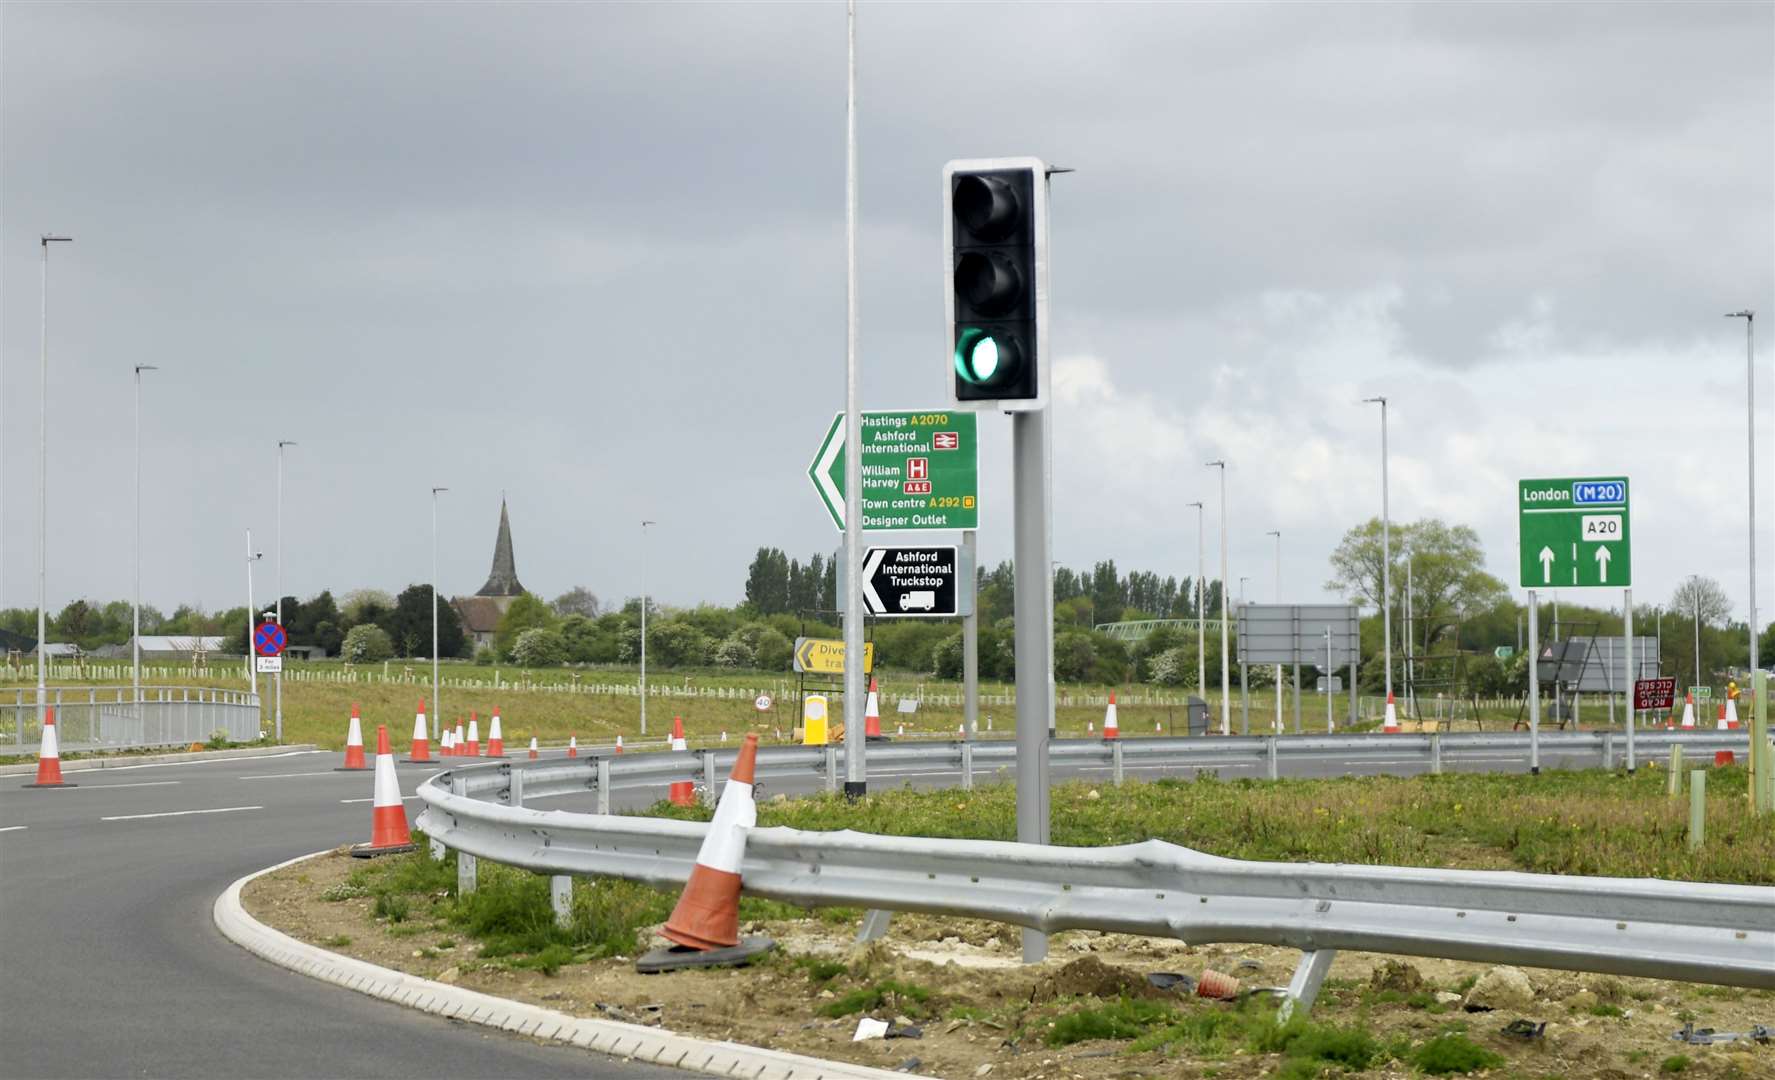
[73, 750, 325, 773]
[0, 825, 27, 833]
[101, 805, 263, 822]
[338, 795, 421, 804]
[68, 780, 183, 789]
[237, 771, 340, 780]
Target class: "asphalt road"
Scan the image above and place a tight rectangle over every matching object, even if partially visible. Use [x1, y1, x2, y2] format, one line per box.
[0, 735, 1610, 1078]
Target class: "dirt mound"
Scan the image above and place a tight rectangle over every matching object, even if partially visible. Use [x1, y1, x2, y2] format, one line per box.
[1031, 956, 1160, 1002]
[1368, 959, 1424, 993]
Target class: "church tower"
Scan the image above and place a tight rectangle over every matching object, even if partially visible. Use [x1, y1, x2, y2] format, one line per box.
[453, 498, 527, 652]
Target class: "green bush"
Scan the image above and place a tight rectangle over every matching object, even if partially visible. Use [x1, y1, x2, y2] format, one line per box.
[1412, 1033, 1505, 1075]
[1046, 997, 1176, 1046]
[818, 980, 931, 1019]
[1660, 1055, 1690, 1074]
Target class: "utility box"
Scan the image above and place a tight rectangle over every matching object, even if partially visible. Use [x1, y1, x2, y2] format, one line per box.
[1185, 697, 1210, 736]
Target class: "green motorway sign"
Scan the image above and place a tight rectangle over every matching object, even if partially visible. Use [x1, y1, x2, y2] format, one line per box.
[1518, 476, 1631, 588]
[808, 410, 979, 532]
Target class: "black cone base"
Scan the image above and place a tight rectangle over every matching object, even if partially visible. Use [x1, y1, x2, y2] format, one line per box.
[635, 936, 774, 974]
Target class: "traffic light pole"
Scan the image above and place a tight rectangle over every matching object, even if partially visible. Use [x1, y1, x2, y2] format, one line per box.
[1012, 408, 1052, 963]
[963, 529, 979, 739]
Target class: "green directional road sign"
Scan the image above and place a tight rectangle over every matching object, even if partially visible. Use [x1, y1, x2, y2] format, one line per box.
[1518, 476, 1631, 588]
[808, 410, 979, 531]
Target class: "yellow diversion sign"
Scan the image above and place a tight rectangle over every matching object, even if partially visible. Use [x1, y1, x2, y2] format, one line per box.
[793, 637, 875, 675]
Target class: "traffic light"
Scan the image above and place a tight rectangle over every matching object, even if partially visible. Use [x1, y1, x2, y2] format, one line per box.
[945, 157, 1049, 410]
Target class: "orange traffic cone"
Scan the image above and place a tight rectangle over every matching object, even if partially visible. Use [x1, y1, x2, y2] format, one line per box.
[527, 736, 539, 760]
[337, 705, 369, 770]
[351, 725, 415, 857]
[1102, 693, 1119, 740]
[466, 712, 481, 757]
[662, 733, 759, 951]
[864, 679, 883, 739]
[404, 699, 432, 763]
[614, 734, 624, 754]
[486, 708, 505, 758]
[1382, 692, 1401, 733]
[453, 720, 465, 754]
[1680, 693, 1697, 729]
[669, 716, 695, 806]
[1716, 704, 1728, 731]
[441, 729, 455, 756]
[23, 706, 74, 788]
[567, 736, 578, 758]
[1725, 698, 1741, 729]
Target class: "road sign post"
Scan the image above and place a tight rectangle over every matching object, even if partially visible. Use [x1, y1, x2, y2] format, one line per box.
[809, 410, 979, 532]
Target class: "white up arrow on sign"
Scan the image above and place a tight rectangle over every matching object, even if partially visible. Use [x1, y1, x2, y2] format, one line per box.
[1595, 546, 1611, 583]
[1538, 546, 1554, 584]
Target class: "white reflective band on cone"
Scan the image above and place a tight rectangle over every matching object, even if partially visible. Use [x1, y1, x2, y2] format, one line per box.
[671, 738, 687, 752]
[347, 716, 363, 745]
[695, 780, 754, 875]
[40, 724, 59, 759]
[372, 753, 402, 807]
[413, 712, 428, 739]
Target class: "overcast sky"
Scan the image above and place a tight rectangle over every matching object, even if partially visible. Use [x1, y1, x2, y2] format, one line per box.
[2, 2, 1770, 625]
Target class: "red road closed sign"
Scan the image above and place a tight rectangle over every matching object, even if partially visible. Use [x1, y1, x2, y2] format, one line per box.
[1634, 677, 1676, 711]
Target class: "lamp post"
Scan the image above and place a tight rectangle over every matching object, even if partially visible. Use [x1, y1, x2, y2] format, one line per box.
[245, 531, 263, 698]
[1188, 500, 1206, 701]
[431, 486, 448, 741]
[36, 234, 72, 726]
[1726, 311, 1756, 681]
[133, 364, 158, 709]
[275, 440, 296, 742]
[1362, 396, 1392, 701]
[640, 520, 655, 736]
[1267, 529, 1282, 732]
[1207, 461, 1229, 734]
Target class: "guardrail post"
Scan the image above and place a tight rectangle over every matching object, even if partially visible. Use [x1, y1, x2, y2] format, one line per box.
[428, 834, 445, 860]
[961, 741, 974, 791]
[1601, 731, 1615, 771]
[507, 765, 524, 808]
[1430, 733, 1442, 775]
[1668, 745, 1684, 796]
[702, 752, 719, 807]
[1687, 770, 1706, 852]
[824, 745, 838, 794]
[596, 758, 612, 815]
[855, 908, 893, 943]
[458, 852, 477, 895]
[1277, 949, 1337, 1024]
[1266, 736, 1279, 781]
[1111, 740, 1124, 786]
[550, 875, 573, 928]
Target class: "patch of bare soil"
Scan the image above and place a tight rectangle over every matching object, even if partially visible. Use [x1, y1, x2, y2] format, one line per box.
[246, 851, 1775, 1079]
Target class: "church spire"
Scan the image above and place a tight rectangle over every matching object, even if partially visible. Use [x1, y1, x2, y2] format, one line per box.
[476, 498, 525, 598]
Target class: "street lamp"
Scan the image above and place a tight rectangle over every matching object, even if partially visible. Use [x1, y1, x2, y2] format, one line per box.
[640, 520, 656, 736]
[245, 532, 264, 698]
[275, 440, 296, 742]
[133, 365, 159, 708]
[36, 234, 72, 726]
[1362, 396, 1392, 701]
[1726, 310, 1756, 681]
[1207, 461, 1229, 735]
[431, 486, 448, 742]
[1187, 501, 1206, 700]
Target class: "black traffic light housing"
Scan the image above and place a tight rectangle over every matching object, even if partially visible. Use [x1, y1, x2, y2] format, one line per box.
[945, 157, 1050, 411]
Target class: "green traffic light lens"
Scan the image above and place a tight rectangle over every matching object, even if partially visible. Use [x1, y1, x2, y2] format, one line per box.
[954, 328, 1021, 389]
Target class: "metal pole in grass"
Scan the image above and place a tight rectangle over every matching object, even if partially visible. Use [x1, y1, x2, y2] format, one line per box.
[1668, 744, 1683, 797]
[1754, 669, 1772, 815]
[1687, 770, 1706, 852]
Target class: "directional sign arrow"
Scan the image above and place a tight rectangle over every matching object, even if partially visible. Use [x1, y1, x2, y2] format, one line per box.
[860, 549, 888, 615]
[1538, 546, 1554, 584]
[1595, 546, 1611, 583]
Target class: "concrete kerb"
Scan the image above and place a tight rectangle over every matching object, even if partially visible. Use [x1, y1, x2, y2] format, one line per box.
[213, 849, 911, 1080]
[0, 743, 321, 776]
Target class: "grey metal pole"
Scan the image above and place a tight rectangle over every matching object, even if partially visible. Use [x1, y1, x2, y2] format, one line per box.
[432, 486, 448, 742]
[963, 529, 978, 739]
[1726, 312, 1756, 684]
[275, 440, 294, 742]
[1188, 501, 1205, 700]
[640, 520, 654, 736]
[1625, 587, 1635, 773]
[1405, 552, 1414, 715]
[840, 0, 866, 797]
[1208, 461, 1229, 734]
[246, 530, 260, 699]
[133, 364, 157, 712]
[37, 235, 71, 727]
[1528, 589, 1540, 774]
[1363, 396, 1392, 700]
[1326, 627, 1334, 732]
[1012, 408, 1053, 962]
[1239, 575, 1249, 734]
[1268, 529, 1282, 733]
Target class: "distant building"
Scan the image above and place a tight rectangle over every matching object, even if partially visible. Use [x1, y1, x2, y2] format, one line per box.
[31, 642, 81, 659]
[453, 498, 527, 652]
[129, 635, 228, 660]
